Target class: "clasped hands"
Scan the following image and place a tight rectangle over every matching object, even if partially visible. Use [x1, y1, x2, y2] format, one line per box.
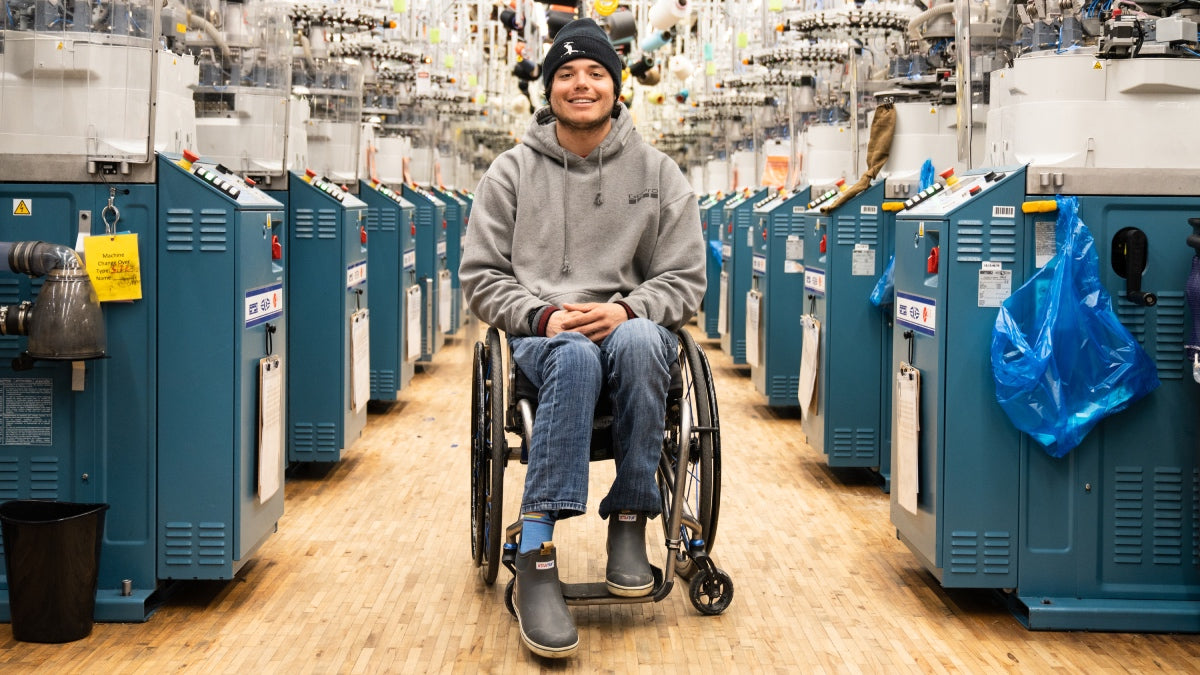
[545, 302, 628, 343]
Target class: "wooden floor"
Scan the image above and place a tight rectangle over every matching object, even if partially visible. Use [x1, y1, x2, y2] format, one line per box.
[2, 318, 1198, 673]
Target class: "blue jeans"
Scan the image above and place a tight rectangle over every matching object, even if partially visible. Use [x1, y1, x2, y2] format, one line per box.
[509, 319, 678, 521]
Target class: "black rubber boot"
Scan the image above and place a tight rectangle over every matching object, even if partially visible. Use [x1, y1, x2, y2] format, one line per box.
[606, 512, 653, 597]
[513, 542, 578, 658]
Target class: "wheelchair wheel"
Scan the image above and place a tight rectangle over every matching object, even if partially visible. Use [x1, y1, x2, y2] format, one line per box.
[659, 330, 722, 579]
[471, 341, 487, 567]
[689, 567, 734, 615]
[480, 327, 507, 584]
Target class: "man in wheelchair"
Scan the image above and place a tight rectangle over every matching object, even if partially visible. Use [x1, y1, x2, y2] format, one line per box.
[459, 18, 706, 659]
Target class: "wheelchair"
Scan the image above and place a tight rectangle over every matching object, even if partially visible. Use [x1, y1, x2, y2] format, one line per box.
[470, 325, 733, 616]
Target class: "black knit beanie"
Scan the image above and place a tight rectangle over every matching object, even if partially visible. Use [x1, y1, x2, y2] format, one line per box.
[541, 18, 623, 102]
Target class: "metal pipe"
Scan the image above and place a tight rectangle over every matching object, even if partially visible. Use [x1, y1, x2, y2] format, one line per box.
[2, 241, 106, 362]
[849, 45, 860, 180]
[955, 0, 974, 165]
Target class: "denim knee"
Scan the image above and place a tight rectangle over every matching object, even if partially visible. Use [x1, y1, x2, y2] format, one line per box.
[543, 332, 603, 385]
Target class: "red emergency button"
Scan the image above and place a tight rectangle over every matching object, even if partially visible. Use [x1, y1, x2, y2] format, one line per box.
[272, 234, 282, 260]
[927, 246, 940, 274]
[360, 226, 367, 244]
[182, 149, 199, 163]
[819, 233, 827, 254]
[305, 168, 317, 178]
[968, 185, 982, 196]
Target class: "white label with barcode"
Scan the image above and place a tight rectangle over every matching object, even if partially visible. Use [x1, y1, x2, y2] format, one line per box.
[993, 205, 1016, 218]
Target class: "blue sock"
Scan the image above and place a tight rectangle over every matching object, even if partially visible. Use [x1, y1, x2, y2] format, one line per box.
[519, 512, 555, 554]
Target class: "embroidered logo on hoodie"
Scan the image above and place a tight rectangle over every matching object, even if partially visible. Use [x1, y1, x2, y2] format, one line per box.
[628, 188, 659, 204]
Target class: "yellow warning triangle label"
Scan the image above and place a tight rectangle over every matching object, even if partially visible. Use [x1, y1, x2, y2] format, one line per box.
[13, 200, 30, 216]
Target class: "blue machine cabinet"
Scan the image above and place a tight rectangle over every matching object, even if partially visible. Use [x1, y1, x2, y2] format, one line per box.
[719, 188, 769, 364]
[156, 153, 286, 580]
[0, 182, 159, 621]
[890, 166, 1028, 591]
[799, 181, 896, 484]
[747, 186, 811, 406]
[0, 154, 287, 620]
[360, 180, 416, 400]
[1009, 194, 1200, 631]
[285, 171, 368, 462]
[699, 193, 734, 339]
[433, 186, 467, 335]
[401, 184, 445, 362]
[892, 165, 1200, 631]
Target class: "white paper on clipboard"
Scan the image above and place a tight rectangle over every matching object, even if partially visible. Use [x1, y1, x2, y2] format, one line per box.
[745, 290, 762, 368]
[258, 355, 284, 503]
[717, 271, 729, 336]
[895, 363, 921, 515]
[797, 314, 820, 416]
[351, 309, 370, 413]
[438, 269, 452, 333]
[406, 284, 422, 361]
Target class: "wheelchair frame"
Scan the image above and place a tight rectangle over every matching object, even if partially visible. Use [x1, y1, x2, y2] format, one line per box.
[470, 326, 733, 615]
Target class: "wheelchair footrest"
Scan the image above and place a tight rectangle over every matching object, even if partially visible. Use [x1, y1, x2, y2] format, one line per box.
[562, 566, 667, 606]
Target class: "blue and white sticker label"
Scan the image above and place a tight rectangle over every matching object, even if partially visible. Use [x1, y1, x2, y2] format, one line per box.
[752, 254, 766, 273]
[436, 240, 447, 256]
[860, 205, 878, 215]
[402, 249, 416, 270]
[245, 282, 283, 327]
[896, 291, 936, 336]
[346, 260, 367, 289]
[804, 267, 826, 294]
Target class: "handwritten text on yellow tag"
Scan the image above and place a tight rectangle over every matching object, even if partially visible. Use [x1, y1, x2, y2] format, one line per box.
[83, 233, 142, 301]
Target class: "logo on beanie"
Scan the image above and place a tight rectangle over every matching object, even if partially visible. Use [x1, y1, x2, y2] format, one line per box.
[561, 42, 581, 56]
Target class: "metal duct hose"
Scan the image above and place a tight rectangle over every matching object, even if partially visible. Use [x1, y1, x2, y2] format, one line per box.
[4, 241, 106, 362]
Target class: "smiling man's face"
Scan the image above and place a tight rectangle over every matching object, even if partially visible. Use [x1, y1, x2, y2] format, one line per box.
[548, 59, 615, 133]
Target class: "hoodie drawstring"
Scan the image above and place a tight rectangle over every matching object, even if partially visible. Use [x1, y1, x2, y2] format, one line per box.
[559, 146, 607, 276]
[595, 148, 604, 206]
[561, 150, 571, 275]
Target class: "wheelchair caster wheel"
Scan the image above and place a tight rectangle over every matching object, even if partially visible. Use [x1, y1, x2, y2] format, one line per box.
[689, 567, 733, 615]
[504, 578, 517, 617]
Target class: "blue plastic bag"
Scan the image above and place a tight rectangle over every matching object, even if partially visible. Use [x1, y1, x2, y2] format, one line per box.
[919, 159, 935, 191]
[870, 254, 894, 309]
[990, 196, 1160, 457]
[709, 239, 723, 265]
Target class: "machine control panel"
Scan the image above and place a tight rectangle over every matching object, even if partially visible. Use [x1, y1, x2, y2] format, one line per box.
[193, 165, 242, 200]
[175, 152, 280, 206]
[311, 177, 346, 203]
[901, 169, 1012, 217]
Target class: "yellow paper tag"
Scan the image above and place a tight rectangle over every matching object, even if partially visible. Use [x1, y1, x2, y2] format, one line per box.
[393, 0, 407, 12]
[736, 32, 749, 49]
[83, 233, 143, 302]
[430, 28, 441, 44]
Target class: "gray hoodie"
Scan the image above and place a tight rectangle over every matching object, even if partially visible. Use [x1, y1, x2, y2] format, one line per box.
[460, 106, 705, 336]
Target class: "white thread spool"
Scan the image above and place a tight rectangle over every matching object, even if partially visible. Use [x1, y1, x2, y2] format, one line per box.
[670, 55, 694, 80]
[648, 0, 689, 31]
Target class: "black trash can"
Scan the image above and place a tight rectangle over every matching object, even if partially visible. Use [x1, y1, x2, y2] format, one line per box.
[0, 500, 109, 643]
